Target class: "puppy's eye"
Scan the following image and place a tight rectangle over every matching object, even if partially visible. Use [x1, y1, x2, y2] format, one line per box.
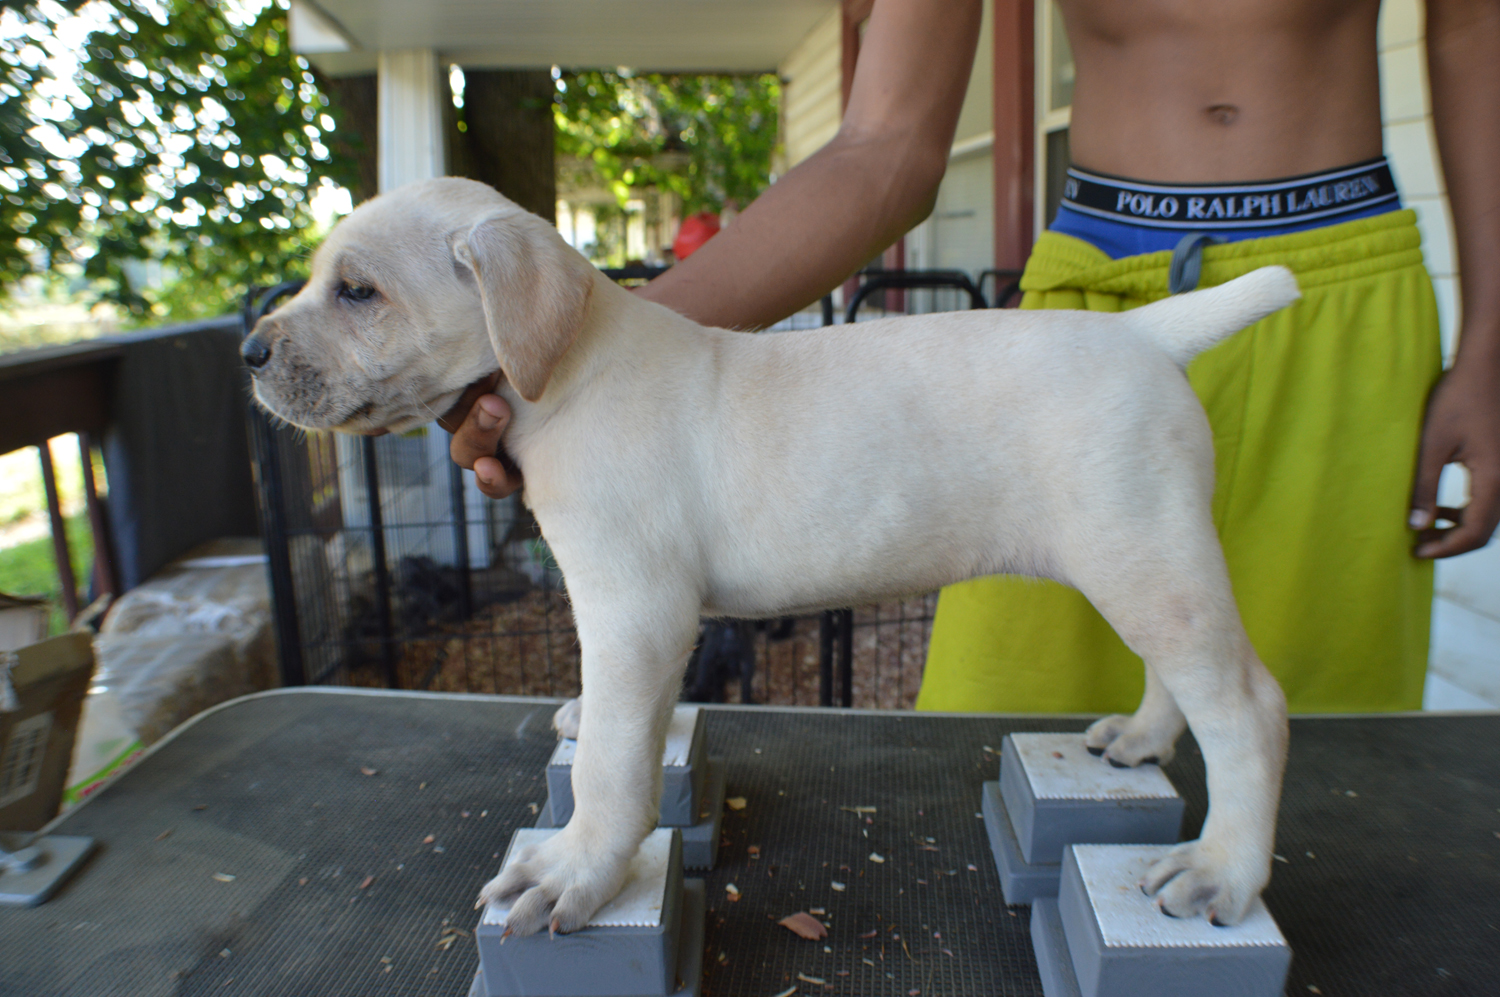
[338, 282, 378, 303]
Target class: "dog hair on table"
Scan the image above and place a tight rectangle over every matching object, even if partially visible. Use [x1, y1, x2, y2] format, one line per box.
[245, 178, 1295, 936]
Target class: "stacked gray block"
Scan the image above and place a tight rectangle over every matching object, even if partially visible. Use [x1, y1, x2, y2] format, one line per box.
[1032, 845, 1291, 997]
[546, 706, 708, 827]
[0, 835, 95, 907]
[540, 706, 725, 870]
[982, 782, 1062, 904]
[983, 733, 1184, 904]
[475, 828, 704, 997]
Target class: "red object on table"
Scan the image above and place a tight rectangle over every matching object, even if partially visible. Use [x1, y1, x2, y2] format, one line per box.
[673, 212, 721, 260]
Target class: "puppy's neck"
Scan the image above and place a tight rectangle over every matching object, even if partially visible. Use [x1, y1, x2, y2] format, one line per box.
[502, 270, 703, 417]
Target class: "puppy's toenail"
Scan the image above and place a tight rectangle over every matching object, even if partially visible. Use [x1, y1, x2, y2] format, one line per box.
[1086, 745, 1105, 756]
[1157, 904, 1181, 919]
[1107, 756, 1129, 769]
[1210, 915, 1228, 928]
[1141, 756, 1159, 765]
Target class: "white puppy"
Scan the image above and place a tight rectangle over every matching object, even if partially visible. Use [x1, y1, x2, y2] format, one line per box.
[245, 178, 1293, 934]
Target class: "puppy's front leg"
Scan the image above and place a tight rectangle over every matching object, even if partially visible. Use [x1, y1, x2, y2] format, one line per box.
[478, 594, 697, 935]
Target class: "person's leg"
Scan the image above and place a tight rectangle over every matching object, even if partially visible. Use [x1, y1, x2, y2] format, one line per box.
[1196, 260, 1440, 710]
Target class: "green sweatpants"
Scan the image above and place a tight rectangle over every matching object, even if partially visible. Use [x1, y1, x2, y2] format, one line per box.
[916, 210, 1442, 714]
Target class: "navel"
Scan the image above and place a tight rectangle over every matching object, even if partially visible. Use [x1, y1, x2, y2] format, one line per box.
[1205, 104, 1240, 126]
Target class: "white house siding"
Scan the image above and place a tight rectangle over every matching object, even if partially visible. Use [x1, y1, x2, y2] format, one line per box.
[917, 147, 994, 275]
[1377, 0, 1500, 709]
[907, 0, 995, 282]
[779, 6, 843, 170]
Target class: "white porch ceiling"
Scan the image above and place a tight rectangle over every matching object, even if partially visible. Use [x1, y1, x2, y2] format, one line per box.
[295, 0, 837, 76]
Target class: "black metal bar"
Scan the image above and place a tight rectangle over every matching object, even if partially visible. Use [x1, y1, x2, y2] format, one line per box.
[243, 282, 309, 686]
[249, 408, 307, 685]
[600, 265, 669, 283]
[978, 268, 1025, 308]
[448, 457, 474, 620]
[837, 608, 853, 708]
[37, 442, 79, 620]
[818, 611, 835, 707]
[820, 294, 834, 327]
[845, 270, 988, 323]
[362, 435, 398, 688]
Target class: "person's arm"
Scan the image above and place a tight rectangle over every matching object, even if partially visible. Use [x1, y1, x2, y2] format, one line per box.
[446, 0, 982, 496]
[636, 0, 982, 328]
[1409, 0, 1500, 557]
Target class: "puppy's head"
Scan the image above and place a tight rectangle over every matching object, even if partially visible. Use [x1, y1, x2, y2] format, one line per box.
[244, 177, 595, 434]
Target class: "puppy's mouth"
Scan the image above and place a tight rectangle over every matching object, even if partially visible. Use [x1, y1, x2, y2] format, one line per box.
[251, 361, 468, 437]
[333, 401, 389, 436]
[330, 386, 468, 436]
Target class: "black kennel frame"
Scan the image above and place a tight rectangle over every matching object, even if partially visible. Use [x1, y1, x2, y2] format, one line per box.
[246, 267, 1002, 707]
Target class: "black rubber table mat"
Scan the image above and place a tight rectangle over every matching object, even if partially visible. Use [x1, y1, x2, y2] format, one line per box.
[1, 690, 1496, 997]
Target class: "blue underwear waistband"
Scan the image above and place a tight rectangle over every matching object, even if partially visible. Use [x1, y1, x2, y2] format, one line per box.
[1050, 157, 1402, 259]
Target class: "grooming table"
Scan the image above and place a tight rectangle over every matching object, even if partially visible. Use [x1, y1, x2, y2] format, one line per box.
[1, 689, 1495, 996]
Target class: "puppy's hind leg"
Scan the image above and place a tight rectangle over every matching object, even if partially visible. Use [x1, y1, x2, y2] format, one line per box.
[1085, 662, 1186, 767]
[1066, 522, 1287, 926]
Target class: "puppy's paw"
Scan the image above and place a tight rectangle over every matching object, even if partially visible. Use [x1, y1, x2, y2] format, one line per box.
[477, 828, 631, 936]
[1084, 713, 1177, 767]
[552, 698, 581, 740]
[1140, 839, 1265, 926]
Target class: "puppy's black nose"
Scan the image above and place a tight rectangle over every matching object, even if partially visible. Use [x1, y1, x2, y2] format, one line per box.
[241, 335, 272, 369]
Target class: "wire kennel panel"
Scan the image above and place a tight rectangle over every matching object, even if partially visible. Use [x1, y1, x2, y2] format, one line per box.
[693, 595, 940, 710]
[250, 407, 578, 693]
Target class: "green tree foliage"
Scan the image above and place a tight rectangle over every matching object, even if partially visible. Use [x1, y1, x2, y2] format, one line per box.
[554, 69, 781, 215]
[0, 0, 780, 324]
[0, 0, 354, 320]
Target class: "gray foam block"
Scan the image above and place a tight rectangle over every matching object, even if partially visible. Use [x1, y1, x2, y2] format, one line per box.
[1030, 897, 1084, 997]
[681, 757, 725, 871]
[0, 835, 95, 907]
[476, 828, 684, 997]
[540, 758, 726, 873]
[999, 733, 1184, 866]
[982, 781, 1061, 904]
[548, 706, 707, 828]
[1056, 845, 1292, 997]
[471, 878, 705, 997]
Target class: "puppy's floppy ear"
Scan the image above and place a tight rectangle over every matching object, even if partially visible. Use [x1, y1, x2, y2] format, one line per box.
[452, 209, 595, 402]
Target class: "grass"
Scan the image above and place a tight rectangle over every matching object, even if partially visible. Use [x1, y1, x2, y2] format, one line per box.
[0, 512, 95, 636]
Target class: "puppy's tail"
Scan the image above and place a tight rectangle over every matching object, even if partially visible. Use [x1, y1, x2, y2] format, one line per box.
[1125, 265, 1301, 367]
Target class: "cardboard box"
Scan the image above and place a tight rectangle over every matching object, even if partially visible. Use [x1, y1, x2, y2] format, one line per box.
[0, 593, 48, 654]
[1, 633, 95, 831]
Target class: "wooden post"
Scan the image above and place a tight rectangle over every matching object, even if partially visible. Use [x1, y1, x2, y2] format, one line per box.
[78, 431, 119, 599]
[449, 70, 557, 222]
[319, 73, 379, 205]
[38, 441, 79, 621]
[992, 0, 1036, 271]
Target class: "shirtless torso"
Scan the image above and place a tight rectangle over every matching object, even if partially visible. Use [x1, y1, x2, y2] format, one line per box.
[1061, 0, 1383, 181]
